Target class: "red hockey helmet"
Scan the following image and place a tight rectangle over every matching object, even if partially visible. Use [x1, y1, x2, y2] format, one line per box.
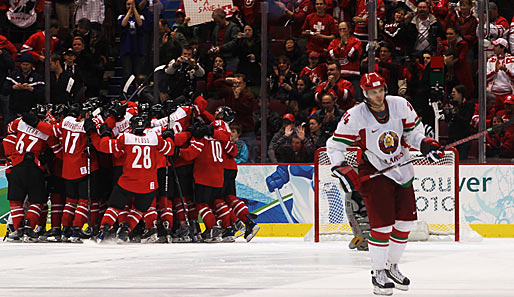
[360, 72, 387, 94]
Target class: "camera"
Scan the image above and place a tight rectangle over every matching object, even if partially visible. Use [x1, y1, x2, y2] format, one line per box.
[241, 33, 247, 38]
[182, 57, 189, 62]
[214, 66, 223, 73]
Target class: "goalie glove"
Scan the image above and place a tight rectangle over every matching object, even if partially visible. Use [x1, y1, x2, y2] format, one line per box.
[420, 137, 444, 163]
[331, 163, 359, 193]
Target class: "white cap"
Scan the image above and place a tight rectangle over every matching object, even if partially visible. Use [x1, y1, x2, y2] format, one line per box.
[492, 38, 508, 48]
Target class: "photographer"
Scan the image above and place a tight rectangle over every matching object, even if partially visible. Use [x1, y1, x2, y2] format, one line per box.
[444, 85, 474, 160]
[164, 45, 205, 101]
[206, 56, 233, 99]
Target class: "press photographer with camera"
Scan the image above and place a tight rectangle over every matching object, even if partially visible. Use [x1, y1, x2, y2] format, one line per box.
[444, 84, 474, 160]
[163, 44, 205, 101]
[206, 56, 233, 99]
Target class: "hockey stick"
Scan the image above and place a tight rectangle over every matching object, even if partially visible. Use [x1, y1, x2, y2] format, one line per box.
[274, 189, 294, 223]
[0, 165, 12, 172]
[122, 75, 136, 101]
[86, 139, 92, 232]
[359, 116, 514, 182]
[125, 65, 167, 104]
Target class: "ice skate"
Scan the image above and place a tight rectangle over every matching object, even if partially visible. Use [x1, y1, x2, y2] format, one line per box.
[7, 228, 24, 242]
[221, 226, 236, 242]
[191, 220, 203, 242]
[203, 225, 222, 243]
[162, 221, 172, 243]
[23, 227, 39, 243]
[386, 262, 410, 291]
[39, 226, 62, 242]
[141, 227, 158, 243]
[70, 227, 84, 243]
[96, 225, 111, 243]
[116, 223, 130, 244]
[244, 214, 260, 242]
[61, 226, 72, 242]
[371, 269, 394, 296]
[172, 224, 192, 243]
[234, 219, 245, 234]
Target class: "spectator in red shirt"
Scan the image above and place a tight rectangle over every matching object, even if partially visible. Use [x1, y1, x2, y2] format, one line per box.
[437, 26, 474, 98]
[314, 61, 354, 110]
[20, 18, 60, 65]
[301, 0, 337, 56]
[353, 0, 385, 43]
[444, 0, 477, 64]
[328, 21, 362, 101]
[299, 51, 327, 88]
[207, 56, 234, 100]
[274, 0, 313, 38]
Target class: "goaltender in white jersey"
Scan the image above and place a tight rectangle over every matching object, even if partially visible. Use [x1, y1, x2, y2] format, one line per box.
[326, 72, 444, 296]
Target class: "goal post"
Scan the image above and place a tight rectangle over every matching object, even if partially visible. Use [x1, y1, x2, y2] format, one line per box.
[312, 147, 479, 242]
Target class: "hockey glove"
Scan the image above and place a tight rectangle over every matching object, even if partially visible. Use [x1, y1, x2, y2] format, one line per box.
[22, 112, 40, 128]
[331, 163, 360, 193]
[420, 137, 444, 163]
[98, 123, 113, 138]
[83, 118, 96, 135]
[162, 129, 175, 140]
[190, 123, 207, 139]
[266, 165, 289, 192]
[111, 103, 126, 121]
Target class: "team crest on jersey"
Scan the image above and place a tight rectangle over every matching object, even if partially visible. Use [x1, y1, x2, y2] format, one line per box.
[378, 131, 399, 154]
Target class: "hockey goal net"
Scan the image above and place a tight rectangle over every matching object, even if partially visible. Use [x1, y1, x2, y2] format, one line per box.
[312, 147, 480, 242]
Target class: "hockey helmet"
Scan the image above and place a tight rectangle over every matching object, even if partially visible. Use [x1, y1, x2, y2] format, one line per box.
[138, 102, 151, 116]
[68, 103, 81, 117]
[151, 103, 164, 118]
[360, 72, 387, 97]
[129, 115, 148, 135]
[52, 104, 68, 118]
[30, 104, 47, 119]
[215, 106, 235, 124]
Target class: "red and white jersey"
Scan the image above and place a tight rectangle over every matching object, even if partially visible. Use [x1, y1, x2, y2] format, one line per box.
[211, 120, 237, 170]
[327, 37, 362, 77]
[36, 116, 99, 180]
[301, 12, 337, 54]
[299, 63, 327, 86]
[20, 31, 59, 62]
[179, 137, 225, 188]
[315, 78, 355, 111]
[6, 118, 58, 170]
[486, 53, 514, 96]
[353, 0, 385, 39]
[326, 96, 425, 185]
[92, 129, 174, 194]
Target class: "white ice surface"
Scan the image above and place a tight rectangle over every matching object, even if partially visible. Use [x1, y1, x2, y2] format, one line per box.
[1, 238, 514, 297]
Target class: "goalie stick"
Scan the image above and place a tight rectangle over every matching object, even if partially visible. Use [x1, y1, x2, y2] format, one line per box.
[274, 189, 294, 223]
[359, 116, 514, 182]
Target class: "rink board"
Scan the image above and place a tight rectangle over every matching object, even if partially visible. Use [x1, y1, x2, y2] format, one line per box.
[1, 164, 514, 237]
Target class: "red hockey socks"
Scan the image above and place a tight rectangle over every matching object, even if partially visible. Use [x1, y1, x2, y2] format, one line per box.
[143, 199, 157, 229]
[90, 201, 100, 226]
[9, 201, 25, 230]
[187, 199, 198, 221]
[118, 205, 130, 224]
[173, 197, 188, 223]
[368, 229, 391, 270]
[100, 207, 120, 228]
[197, 203, 216, 229]
[72, 199, 89, 228]
[38, 203, 48, 227]
[158, 196, 173, 227]
[127, 208, 144, 231]
[50, 193, 64, 227]
[214, 199, 231, 228]
[61, 198, 78, 226]
[26, 203, 42, 228]
[225, 195, 250, 222]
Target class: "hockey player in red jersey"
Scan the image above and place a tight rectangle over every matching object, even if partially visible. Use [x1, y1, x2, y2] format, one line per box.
[214, 106, 260, 242]
[6, 106, 61, 242]
[326, 72, 444, 295]
[90, 115, 175, 243]
[23, 103, 100, 242]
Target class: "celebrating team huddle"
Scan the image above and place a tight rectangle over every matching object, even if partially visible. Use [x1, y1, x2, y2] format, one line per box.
[3, 95, 259, 244]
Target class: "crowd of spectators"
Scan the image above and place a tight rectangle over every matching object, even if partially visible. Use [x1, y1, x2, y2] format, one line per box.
[1, 0, 514, 163]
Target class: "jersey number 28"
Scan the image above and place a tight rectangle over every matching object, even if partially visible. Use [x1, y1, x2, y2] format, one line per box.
[132, 146, 152, 169]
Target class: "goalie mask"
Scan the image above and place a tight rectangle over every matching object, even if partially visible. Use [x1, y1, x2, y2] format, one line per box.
[130, 115, 148, 135]
[215, 106, 235, 124]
